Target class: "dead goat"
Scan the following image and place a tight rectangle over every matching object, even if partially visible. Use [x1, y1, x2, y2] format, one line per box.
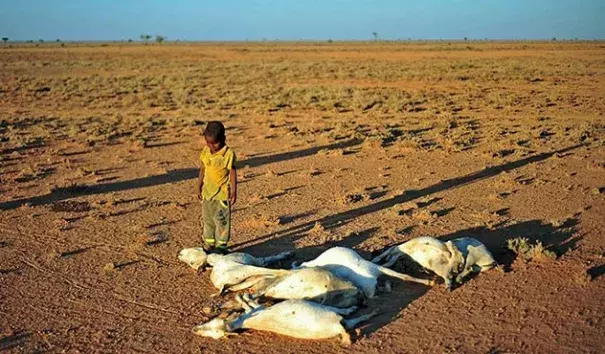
[178, 247, 292, 294]
[296, 246, 434, 298]
[193, 294, 378, 346]
[222, 266, 366, 309]
[450, 237, 497, 284]
[178, 247, 292, 271]
[371, 236, 464, 290]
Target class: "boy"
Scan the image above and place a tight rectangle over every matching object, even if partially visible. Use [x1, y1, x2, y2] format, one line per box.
[196, 121, 237, 254]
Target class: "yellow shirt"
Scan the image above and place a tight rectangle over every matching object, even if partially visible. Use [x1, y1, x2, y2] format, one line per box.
[200, 145, 236, 201]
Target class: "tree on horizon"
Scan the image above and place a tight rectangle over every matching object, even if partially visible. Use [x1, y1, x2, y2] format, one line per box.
[140, 34, 152, 43]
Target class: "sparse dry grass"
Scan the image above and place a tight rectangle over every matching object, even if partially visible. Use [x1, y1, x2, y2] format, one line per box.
[2, 42, 603, 160]
[507, 237, 557, 262]
[2, 42, 604, 118]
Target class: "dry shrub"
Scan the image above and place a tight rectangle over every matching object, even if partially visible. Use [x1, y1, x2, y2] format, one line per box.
[129, 136, 148, 151]
[103, 262, 116, 273]
[436, 115, 459, 134]
[309, 222, 326, 234]
[572, 122, 605, 143]
[361, 136, 382, 149]
[309, 168, 322, 177]
[507, 237, 556, 262]
[317, 148, 344, 156]
[14, 166, 36, 182]
[249, 193, 268, 204]
[309, 222, 340, 244]
[410, 209, 437, 224]
[51, 182, 89, 194]
[341, 192, 368, 205]
[50, 200, 91, 213]
[240, 214, 282, 229]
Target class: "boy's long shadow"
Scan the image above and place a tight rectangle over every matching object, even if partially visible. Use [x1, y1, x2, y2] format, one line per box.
[359, 217, 580, 337]
[0, 139, 363, 210]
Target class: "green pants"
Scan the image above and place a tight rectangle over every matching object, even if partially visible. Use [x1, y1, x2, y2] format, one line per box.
[201, 199, 231, 248]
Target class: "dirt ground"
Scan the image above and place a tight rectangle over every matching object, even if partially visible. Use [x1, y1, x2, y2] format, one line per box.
[1, 42, 605, 353]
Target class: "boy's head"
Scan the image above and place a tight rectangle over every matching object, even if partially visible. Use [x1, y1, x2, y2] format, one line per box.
[203, 121, 226, 152]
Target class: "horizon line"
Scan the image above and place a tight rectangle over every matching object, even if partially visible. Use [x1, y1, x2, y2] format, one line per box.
[3, 38, 605, 43]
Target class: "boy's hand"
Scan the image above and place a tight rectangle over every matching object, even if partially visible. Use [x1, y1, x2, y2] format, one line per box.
[196, 184, 203, 201]
[229, 168, 237, 207]
[197, 166, 205, 201]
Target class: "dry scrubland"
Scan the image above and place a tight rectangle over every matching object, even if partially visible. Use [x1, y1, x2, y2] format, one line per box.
[1, 42, 605, 353]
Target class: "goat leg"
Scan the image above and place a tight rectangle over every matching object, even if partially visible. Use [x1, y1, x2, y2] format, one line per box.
[234, 294, 255, 312]
[342, 309, 379, 329]
[370, 246, 395, 264]
[381, 253, 403, 268]
[258, 250, 294, 266]
[378, 265, 435, 286]
[318, 304, 358, 316]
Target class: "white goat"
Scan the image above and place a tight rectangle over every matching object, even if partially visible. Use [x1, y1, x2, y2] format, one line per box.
[371, 236, 464, 289]
[178, 247, 292, 294]
[296, 247, 434, 298]
[222, 267, 365, 308]
[178, 247, 292, 270]
[450, 237, 497, 284]
[193, 294, 378, 345]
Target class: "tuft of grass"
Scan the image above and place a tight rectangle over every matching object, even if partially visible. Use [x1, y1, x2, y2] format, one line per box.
[507, 237, 557, 262]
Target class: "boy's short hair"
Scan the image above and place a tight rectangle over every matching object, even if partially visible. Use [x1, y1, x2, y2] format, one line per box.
[204, 121, 226, 142]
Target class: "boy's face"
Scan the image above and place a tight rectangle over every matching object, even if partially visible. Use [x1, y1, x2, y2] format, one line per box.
[205, 135, 224, 153]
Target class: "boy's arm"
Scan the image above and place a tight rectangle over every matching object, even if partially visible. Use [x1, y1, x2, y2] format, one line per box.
[196, 165, 205, 200]
[229, 167, 237, 205]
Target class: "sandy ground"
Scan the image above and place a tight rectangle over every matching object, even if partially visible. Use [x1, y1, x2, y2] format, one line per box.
[1, 42, 605, 353]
